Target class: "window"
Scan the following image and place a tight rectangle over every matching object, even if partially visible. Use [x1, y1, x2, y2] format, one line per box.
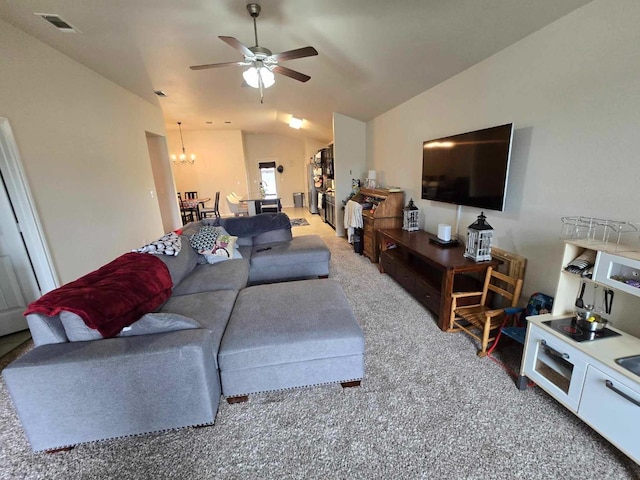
[258, 161, 277, 195]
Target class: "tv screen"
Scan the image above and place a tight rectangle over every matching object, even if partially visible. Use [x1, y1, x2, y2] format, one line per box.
[421, 123, 513, 211]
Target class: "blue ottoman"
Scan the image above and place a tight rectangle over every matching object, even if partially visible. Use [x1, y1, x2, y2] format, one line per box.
[218, 279, 364, 401]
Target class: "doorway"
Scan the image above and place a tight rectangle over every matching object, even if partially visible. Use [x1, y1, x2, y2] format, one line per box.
[0, 118, 58, 336]
[258, 161, 277, 196]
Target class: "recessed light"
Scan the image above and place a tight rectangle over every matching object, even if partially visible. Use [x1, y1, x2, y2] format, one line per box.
[224, 121, 232, 124]
[35, 13, 80, 33]
[206, 121, 213, 124]
[154, 90, 167, 97]
[289, 117, 303, 129]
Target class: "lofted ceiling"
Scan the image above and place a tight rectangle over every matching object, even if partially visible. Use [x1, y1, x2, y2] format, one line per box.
[0, 0, 592, 142]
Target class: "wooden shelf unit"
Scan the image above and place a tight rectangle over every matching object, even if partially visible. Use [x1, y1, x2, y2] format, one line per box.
[378, 229, 500, 331]
[352, 188, 404, 263]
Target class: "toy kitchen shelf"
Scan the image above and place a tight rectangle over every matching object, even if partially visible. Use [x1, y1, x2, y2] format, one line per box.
[553, 238, 640, 331]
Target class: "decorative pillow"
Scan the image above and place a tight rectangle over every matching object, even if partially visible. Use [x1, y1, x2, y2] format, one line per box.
[191, 226, 239, 258]
[189, 225, 221, 253]
[59, 310, 200, 341]
[59, 310, 103, 341]
[203, 246, 242, 264]
[134, 232, 181, 256]
[119, 313, 200, 336]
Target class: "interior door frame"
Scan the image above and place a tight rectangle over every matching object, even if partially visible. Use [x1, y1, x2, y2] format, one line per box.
[0, 117, 59, 294]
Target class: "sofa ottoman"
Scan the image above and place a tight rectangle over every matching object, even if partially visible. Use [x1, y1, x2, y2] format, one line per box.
[218, 279, 365, 400]
[248, 235, 330, 284]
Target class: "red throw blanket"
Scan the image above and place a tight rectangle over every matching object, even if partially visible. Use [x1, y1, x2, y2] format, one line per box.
[24, 252, 173, 338]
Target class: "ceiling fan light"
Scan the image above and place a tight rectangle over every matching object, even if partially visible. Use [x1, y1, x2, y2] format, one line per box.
[260, 68, 275, 88]
[243, 67, 260, 88]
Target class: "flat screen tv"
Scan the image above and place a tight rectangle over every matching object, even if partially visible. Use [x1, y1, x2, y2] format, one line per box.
[421, 123, 513, 211]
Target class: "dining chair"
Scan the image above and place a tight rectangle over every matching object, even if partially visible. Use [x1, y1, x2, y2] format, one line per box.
[226, 194, 249, 216]
[178, 192, 199, 224]
[185, 191, 198, 199]
[201, 191, 221, 219]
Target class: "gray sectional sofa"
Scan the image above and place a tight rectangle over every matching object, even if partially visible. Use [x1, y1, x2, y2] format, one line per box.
[2, 213, 365, 452]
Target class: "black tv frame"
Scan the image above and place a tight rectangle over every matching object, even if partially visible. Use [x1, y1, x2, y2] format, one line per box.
[421, 123, 513, 212]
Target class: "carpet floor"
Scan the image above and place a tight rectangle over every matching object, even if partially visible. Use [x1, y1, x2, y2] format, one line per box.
[1, 236, 638, 479]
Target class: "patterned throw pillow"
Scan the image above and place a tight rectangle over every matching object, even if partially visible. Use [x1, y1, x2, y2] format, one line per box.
[134, 232, 181, 256]
[189, 225, 221, 253]
[190, 226, 240, 264]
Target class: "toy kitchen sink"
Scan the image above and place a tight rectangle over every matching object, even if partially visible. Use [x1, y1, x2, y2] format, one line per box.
[616, 354, 640, 377]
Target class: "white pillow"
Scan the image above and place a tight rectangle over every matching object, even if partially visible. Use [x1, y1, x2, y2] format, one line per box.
[203, 246, 243, 264]
[59, 311, 200, 341]
[134, 232, 182, 256]
[119, 313, 200, 336]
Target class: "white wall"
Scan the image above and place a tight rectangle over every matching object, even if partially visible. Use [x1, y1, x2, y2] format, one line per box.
[147, 132, 181, 232]
[366, 0, 640, 300]
[0, 20, 167, 284]
[333, 114, 366, 237]
[168, 129, 248, 216]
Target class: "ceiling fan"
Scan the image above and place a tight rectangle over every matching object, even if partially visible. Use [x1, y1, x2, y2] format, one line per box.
[190, 3, 318, 102]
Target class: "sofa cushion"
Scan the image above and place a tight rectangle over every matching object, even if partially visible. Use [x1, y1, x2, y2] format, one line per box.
[221, 212, 291, 238]
[26, 313, 68, 346]
[59, 311, 201, 341]
[238, 245, 253, 259]
[160, 290, 239, 368]
[172, 259, 250, 296]
[157, 235, 199, 287]
[253, 228, 292, 246]
[250, 235, 330, 268]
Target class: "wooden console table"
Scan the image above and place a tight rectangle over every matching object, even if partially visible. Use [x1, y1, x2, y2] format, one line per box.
[378, 229, 500, 331]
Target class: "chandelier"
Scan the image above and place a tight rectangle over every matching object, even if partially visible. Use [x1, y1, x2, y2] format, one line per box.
[171, 122, 196, 166]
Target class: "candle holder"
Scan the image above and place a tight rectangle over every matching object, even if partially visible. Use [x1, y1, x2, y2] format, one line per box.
[464, 212, 494, 262]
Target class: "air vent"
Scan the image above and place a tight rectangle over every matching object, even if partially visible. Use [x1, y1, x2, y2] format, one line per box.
[154, 90, 167, 97]
[35, 13, 79, 33]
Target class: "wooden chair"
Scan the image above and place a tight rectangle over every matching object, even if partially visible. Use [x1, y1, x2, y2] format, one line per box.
[178, 193, 195, 224]
[449, 266, 524, 357]
[201, 191, 220, 219]
[183, 191, 205, 219]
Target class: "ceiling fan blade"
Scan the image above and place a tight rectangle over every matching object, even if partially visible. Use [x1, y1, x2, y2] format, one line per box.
[272, 46, 318, 62]
[190, 61, 245, 70]
[219, 36, 254, 57]
[272, 65, 311, 83]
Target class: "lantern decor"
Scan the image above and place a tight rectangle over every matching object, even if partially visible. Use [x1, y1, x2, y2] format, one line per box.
[464, 212, 494, 262]
[402, 198, 420, 231]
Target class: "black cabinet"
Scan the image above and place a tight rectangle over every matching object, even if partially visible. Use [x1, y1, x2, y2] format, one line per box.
[325, 193, 336, 229]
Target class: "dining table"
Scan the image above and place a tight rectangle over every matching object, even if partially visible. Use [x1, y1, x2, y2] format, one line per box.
[239, 194, 281, 216]
[180, 197, 210, 220]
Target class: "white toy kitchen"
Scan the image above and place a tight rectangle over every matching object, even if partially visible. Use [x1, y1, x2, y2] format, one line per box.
[519, 221, 640, 465]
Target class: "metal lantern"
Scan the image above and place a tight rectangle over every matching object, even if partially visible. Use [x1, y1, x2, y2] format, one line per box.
[402, 198, 420, 232]
[464, 212, 494, 262]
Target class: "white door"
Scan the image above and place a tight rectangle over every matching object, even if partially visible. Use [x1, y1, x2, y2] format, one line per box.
[0, 168, 40, 336]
